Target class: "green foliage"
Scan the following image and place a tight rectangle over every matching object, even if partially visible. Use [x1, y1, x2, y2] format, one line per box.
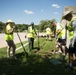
[0, 19, 57, 33]
[39, 19, 56, 32]
[0, 21, 5, 33]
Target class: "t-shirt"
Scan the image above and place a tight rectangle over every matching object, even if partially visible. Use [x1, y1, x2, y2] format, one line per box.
[5, 24, 14, 40]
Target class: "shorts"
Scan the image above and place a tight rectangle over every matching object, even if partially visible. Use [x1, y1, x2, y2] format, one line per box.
[57, 38, 66, 45]
[57, 38, 62, 43]
[68, 42, 76, 53]
[6, 40, 16, 47]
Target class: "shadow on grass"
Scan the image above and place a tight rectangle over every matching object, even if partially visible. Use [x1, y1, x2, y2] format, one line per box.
[0, 52, 76, 75]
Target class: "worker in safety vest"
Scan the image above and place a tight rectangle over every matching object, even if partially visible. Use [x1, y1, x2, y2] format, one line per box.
[46, 26, 52, 41]
[5, 20, 16, 59]
[62, 11, 76, 70]
[27, 22, 37, 52]
[54, 22, 67, 58]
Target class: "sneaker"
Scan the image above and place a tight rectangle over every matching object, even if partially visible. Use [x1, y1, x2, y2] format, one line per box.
[56, 50, 62, 54]
[58, 50, 62, 53]
[56, 45, 58, 48]
[13, 57, 17, 60]
[7, 57, 12, 59]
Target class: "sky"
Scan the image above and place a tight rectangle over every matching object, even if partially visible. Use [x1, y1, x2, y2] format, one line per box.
[0, 0, 76, 24]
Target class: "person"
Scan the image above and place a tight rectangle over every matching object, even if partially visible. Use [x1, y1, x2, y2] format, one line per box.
[52, 22, 56, 37]
[62, 11, 76, 70]
[54, 22, 62, 53]
[45, 26, 52, 41]
[60, 28, 67, 60]
[52, 22, 67, 59]
[27, 22, 37, 52]
[52, 22, 61, 53]
[5, 20, 16, 59]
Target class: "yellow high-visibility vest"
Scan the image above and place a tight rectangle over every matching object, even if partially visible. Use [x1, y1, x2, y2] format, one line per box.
[67, 17, 76, 39]
[46, 27, 51, 35]
[56, 23, 63, 38]
[61, 28, 66, 39]
[5, 24, 14, 40]
[27, 26, 35, 38]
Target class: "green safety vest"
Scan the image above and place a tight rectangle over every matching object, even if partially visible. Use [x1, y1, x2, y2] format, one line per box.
[27, 26, 35, 38]
[67, 17, 76, 39]
[61, 28, 66, 39]
[56, 25, 63, 38]
[5, 24, 14, 40]
[57, 31, 62, 38]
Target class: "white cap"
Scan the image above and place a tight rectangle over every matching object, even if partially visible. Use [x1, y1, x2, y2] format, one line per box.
[7, 19, 12, 23]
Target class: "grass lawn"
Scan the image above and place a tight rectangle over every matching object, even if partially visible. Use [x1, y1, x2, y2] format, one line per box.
[0, 37, 76, 75]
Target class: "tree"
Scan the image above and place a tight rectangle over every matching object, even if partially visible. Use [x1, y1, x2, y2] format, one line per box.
[0, 19, 57, 33]
[0, 21, 5, 33]
[39, 19, 56, 32]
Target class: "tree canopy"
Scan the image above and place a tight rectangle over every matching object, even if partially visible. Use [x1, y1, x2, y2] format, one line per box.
[0, 19, 57, 33]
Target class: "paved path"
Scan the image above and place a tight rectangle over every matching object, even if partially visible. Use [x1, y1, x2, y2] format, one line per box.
[0, 33, 27, 48]
[0, 32, 46, 48]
